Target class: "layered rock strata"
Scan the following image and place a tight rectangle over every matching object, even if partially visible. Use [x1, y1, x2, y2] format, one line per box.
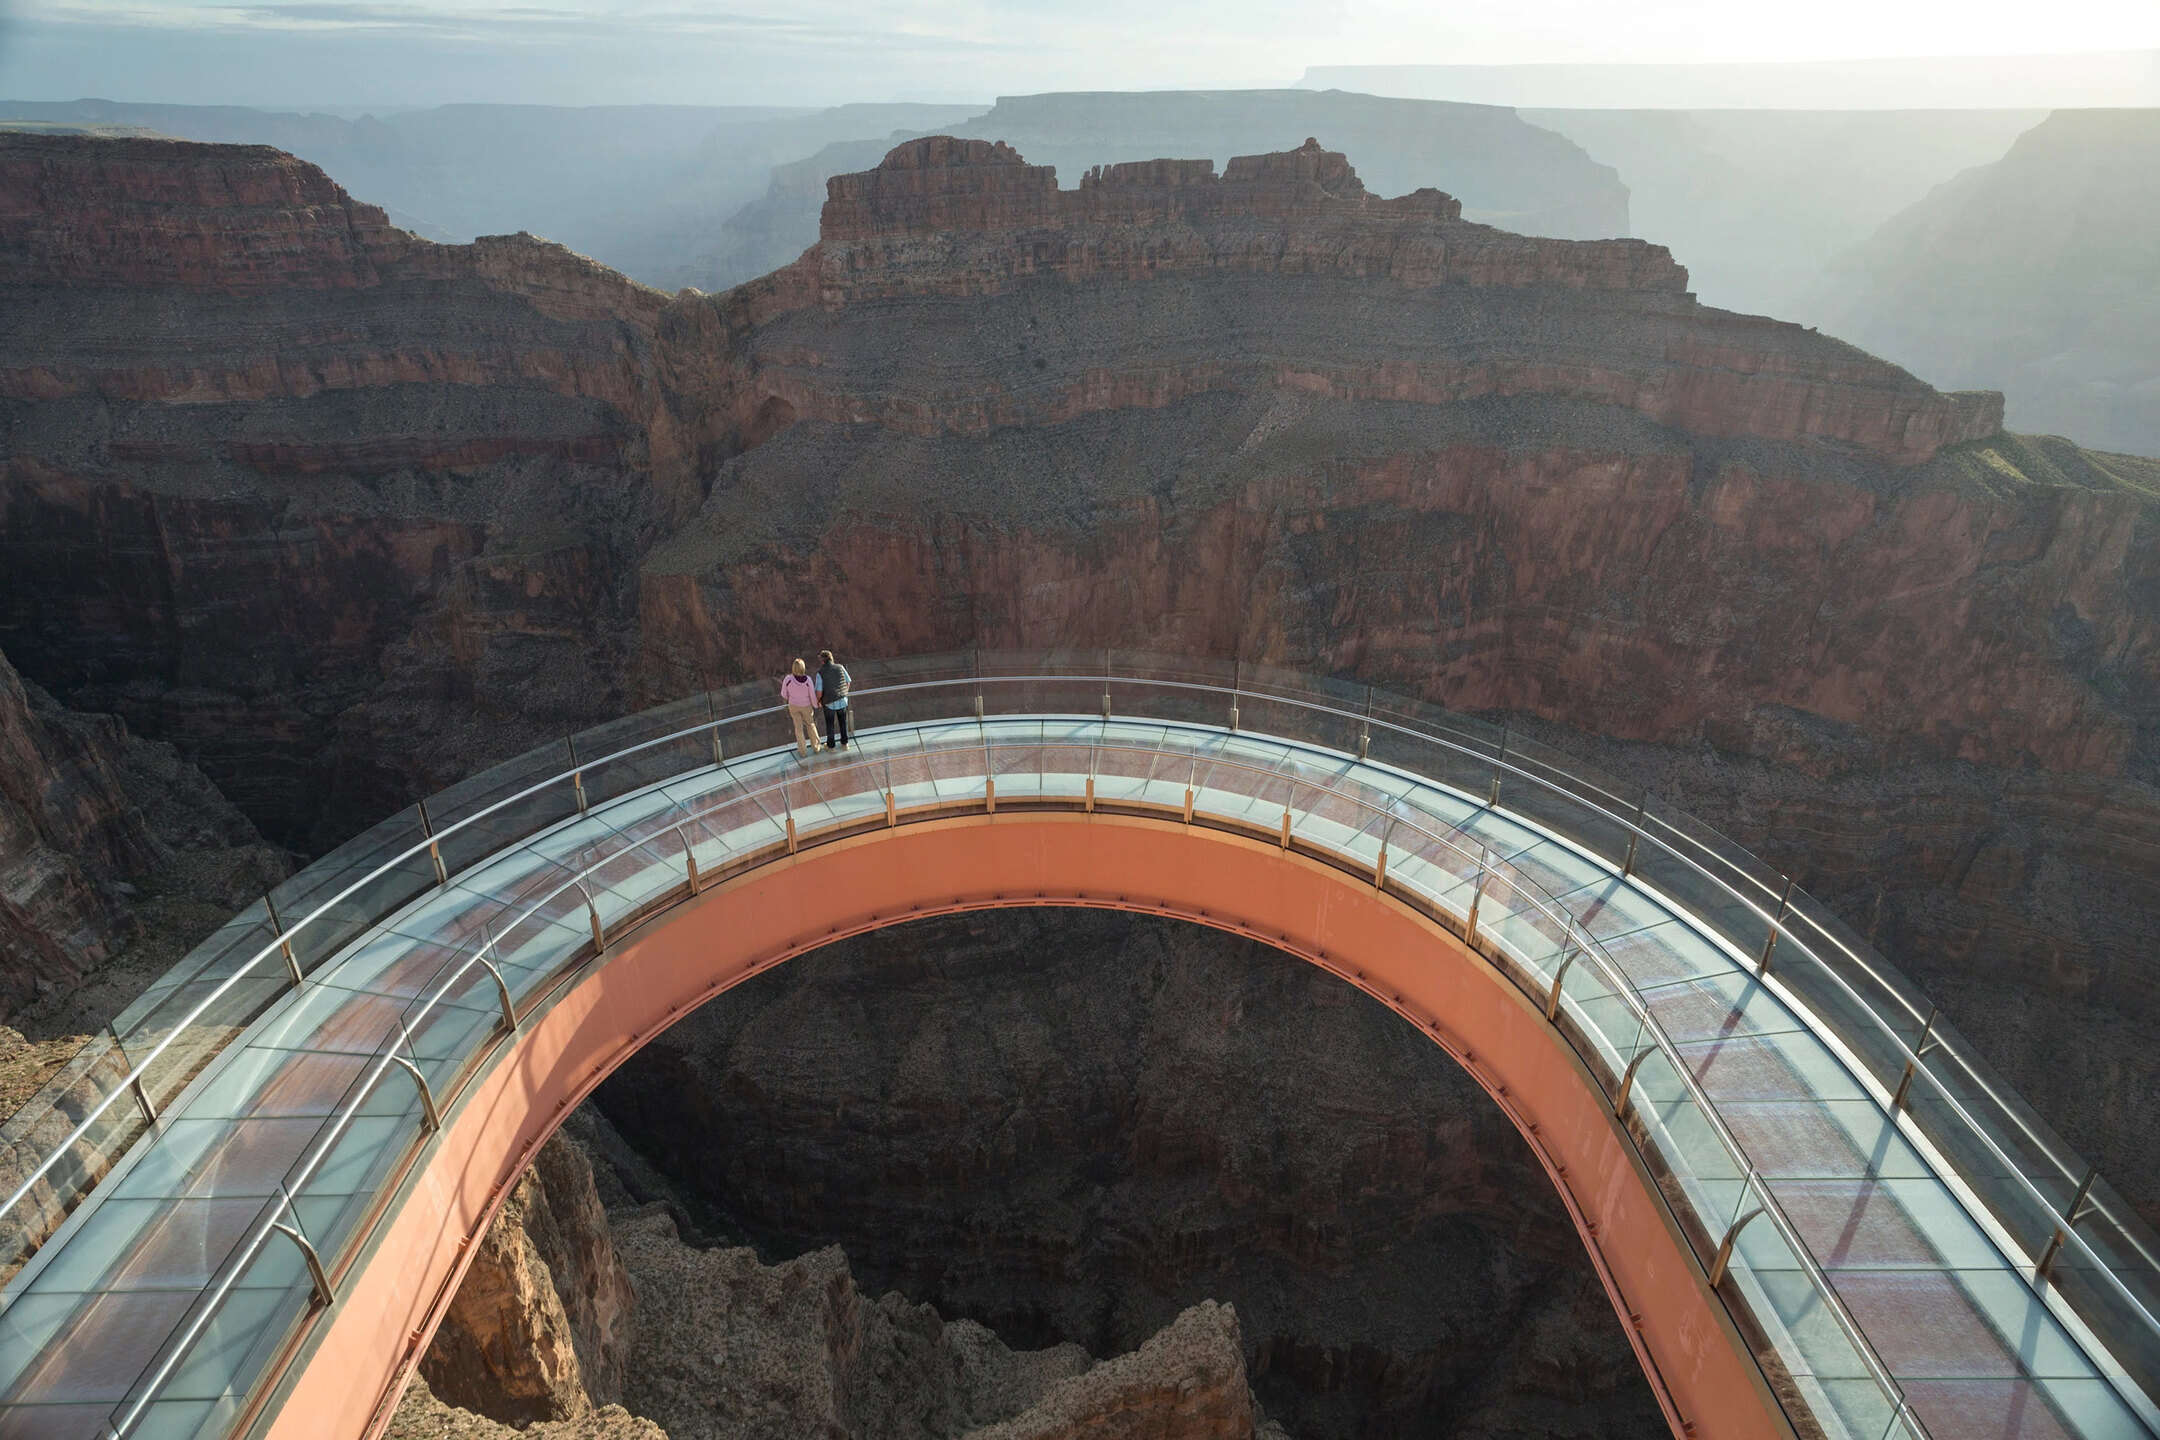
[2, 129, 2156, 1232]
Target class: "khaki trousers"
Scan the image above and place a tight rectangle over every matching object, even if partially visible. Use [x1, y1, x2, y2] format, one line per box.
[788, 704, 821, 753]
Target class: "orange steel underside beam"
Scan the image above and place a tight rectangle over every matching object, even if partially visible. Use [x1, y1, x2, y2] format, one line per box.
[261, 813, 1792, 1440]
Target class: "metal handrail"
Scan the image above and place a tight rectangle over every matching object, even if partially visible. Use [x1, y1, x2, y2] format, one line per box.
[984, 669, 2159, 1332]
[103, 726, 1918, 1440]
[0, 698, 792, 1228]
[2, 659, 2143, 1435]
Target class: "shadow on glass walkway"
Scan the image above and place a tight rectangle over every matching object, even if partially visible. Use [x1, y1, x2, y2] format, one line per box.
[0, 653, 2153, 1440]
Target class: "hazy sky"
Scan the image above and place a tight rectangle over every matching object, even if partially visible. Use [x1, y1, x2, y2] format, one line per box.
[2, 0, 2157, 109]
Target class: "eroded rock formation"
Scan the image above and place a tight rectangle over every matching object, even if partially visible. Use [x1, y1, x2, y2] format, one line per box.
[0, 643, 282, 1037]
[404, 1128, 1295, 1440]
[423, 1134, 636, 1423]
[2, 125, 2156, 1301]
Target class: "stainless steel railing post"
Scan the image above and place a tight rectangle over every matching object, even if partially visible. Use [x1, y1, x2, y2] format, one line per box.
[418, 797, 448, 887]
[1710, 1197, 1768, 1287]
[1466, 846, 1490, 940]
[264, 888, 304, 987]
[387, 1029, 441, 1134]
[106, 1024, 157, 1125]
[271, 1187, 334, 1308]
[1758, 876, 1794, 973]
[474, 927, 517, 1034]
[1622, 789, 1648, 877]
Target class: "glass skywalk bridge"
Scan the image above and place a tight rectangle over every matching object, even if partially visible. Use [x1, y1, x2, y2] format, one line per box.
[0, 654, 2153, 1440]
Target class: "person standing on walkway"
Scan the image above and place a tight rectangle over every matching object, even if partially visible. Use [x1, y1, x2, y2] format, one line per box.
[781, 659, 820, 757]
[815, 649, 852, 751]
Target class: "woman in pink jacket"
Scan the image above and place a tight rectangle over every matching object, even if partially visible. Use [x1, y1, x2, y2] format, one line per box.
[780, 658, 821, 757]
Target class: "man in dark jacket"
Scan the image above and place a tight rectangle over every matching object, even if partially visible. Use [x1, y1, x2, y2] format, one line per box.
[815, 649, 852, 750]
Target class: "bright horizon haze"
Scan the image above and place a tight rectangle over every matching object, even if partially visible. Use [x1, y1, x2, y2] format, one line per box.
[2, 0, 2158, 110]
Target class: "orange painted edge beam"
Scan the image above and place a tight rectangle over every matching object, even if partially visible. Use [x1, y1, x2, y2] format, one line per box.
[259, 813, 1791, 1440]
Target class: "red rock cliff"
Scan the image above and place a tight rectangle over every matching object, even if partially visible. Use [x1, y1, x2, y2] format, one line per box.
[737, 137, 1996, 467]
[4, 132, 2154, 1216]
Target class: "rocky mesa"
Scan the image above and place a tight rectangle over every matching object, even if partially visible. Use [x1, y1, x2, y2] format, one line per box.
[2, 128, 2157, 1252]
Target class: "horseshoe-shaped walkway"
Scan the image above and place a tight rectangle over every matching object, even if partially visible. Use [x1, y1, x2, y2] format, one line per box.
[0, 659, 2152, 1440]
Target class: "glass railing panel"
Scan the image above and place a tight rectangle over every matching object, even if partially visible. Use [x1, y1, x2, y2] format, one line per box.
[2042, 1242, 2160, 1403]
[1622, 1054, 1752, 1253]
[104, 904, 279, 1045]
[1288, 776, 1387, 859]
[577, 700, 719, 810]
[422, 733, 569, 827]
[1485, 762, 1638, 873]
[393, 975, 504, 1088]
[1363, 722, 1499, 806]
[271, 825, 437, 977]
[984, 736, 1057, 802]
[1378, 819, 1483, 918]
[1723, 1215, 1904, 1440]
[1030, 724, 1107, 803]
[779, 757, 888, 829]
[1367, 689, 1503, 757]
[1499, 730, 1644, 825]
[1897, 1071, 2064, 1265]
[1640, 800, 1789, 906]
[434, 774, 580, 880]
[0, 1060, 142, 1281]
[1615, 835, 1777, 970]
[130, 973, 292, 1119]
[1471, 867, 1575, 975]
[1088, 737, 1192, 811]
[848, 652, 974, 691]
[1778, 891, 1939, 1031]
[2072, 1171, 2160, 1284]
[677, 792, 787, 869]
[1549, 947, 1633, 1078]
[1103, 649, 1236, 691]
[827, 674, 956, 730]
[263, 808, 427, 947]
[974, 673, 1105, 719]
[579, 834, 694, 931]
[1232, 660, 1365, 713]
[1744, 947, 1918, 1096]
[1228, 691, 1365, 759]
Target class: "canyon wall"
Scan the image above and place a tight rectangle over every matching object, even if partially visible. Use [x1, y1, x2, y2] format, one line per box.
[0, 643, 281, 1044]
[2, 128, 2156, 1262]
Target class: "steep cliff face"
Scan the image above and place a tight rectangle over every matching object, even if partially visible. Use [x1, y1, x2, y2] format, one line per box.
[0, 133, 724, 849]
[4, 129, 2157, 1230]
[405, 1127, 1295, 1440]
[0, 644, 281, 1026]
[423, 1134, 637, 1424]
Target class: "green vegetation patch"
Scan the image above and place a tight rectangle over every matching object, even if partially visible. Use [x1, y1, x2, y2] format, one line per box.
[1923, 432, 2160, 505]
